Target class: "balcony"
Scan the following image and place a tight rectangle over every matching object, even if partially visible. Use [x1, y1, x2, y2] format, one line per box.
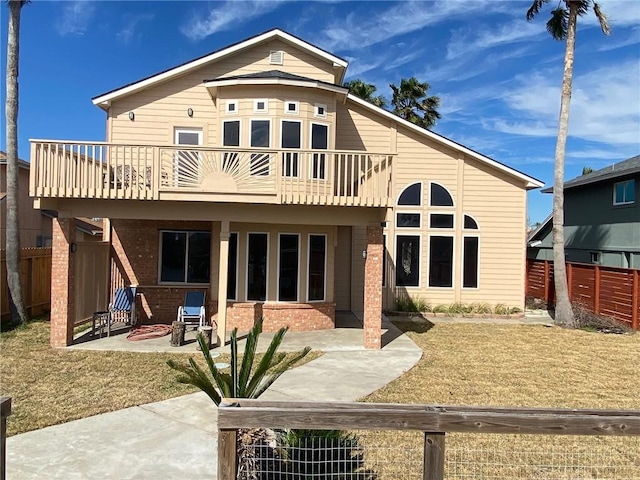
[29, 140, 394, 208]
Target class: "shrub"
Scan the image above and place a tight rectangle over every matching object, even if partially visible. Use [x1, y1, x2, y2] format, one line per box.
[394, 295, 430, 313]
[493, 303, 508, 315]
[432, 304, 448, 314]
[571, 303, 633, 334]
[471, 303, 492, 314]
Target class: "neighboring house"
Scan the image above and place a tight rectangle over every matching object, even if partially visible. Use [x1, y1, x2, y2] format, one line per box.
[528, 155, 639, 268]
[0, 151, 102, 248]
[29, 29, 543, 348]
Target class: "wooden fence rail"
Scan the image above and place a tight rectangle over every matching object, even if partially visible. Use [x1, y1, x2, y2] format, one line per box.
[0, 248, 52, 322]
[526, 259, 639, 330]
[217, 399, 640, 480]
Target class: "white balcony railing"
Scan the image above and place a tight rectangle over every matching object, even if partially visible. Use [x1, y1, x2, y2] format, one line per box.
[29, 140, 394, 207]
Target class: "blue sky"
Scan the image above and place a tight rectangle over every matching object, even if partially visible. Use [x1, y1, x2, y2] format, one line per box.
[1, 0, 639, 223]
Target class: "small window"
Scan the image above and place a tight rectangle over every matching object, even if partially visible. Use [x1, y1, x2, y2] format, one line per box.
[464, 215, 479, 230]
[396, 213, 421, 228]
[613, 179, 635, 205]
[396, 235, 420, 287]
[430, 183, 454, 207]
[278, 234, 299, 302]
[225, 100, 238, 115]
[463, 237, 479, 288]
[254, 99, 268, 114]
[270, 50, 284, 65]
[430, 214, 454, 229]
[247, 233, 268, 301]
[590, 252, 600, 264]
[227, 233, 238, 301]
[175, 128, 202, 146]
[308, 234, 326, 301]
[36, 235, 52, 247]
[222, 121, 240, 147]
[398, 183, 421, 206]
[285, 101, 299, 115]
[429, 236, 453, 287]
[160, 231, 210, 284]
[314, 104, 327, 118]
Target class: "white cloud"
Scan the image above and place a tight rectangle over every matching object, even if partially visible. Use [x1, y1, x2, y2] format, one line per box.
[584, 0, 640, 28]
[566, 148, 636, 160]
[181, 0, 287, 41]
[446, 22, 543, 60]
[56, 1, 95, 36]
[116, 14, 154, 44]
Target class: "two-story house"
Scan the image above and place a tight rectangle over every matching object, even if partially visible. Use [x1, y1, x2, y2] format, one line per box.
[29, 29, 543, 349]
[528, 155, 639, 268]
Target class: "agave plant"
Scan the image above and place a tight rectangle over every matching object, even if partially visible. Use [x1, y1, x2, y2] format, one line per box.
[167, 318, 311, 405]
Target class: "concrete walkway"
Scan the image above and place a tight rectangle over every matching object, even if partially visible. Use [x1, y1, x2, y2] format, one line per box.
[6, 316, 422, 480]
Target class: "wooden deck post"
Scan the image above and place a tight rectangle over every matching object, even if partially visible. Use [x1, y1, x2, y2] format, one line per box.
[217, 428, 237, 480]
[632, 269, 639, 331]
[1, 397, 11, 480]
[423, 432, 445, 480]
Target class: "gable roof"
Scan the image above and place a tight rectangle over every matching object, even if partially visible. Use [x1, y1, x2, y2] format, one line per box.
[0, 150, 30, 170]
[346, 95, 544, 189]
[92, 29, 348, 108]
[541, 154, 640, 193]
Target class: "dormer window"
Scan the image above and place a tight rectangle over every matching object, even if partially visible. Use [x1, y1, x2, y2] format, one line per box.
[225, 100, 238, 115]
[269, 50, 284, 65]
[314, 103, 327, 118]
[285, 101, 299, 115]
[613, 179, 635, 205]
[254, 99, 268, 114]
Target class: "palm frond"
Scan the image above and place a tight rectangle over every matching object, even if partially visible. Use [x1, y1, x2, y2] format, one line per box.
[252, 347, 312, 398]
[593, 3, 611, 35]
[230, 327, 240, 397]
[244, 327, 291, 396]
[238, 319, 262, 396]
[166, 358, 222, 404]
[198, 334, 232, 397]
[526, 0, 548, 20]
[547, 8, 569, 40]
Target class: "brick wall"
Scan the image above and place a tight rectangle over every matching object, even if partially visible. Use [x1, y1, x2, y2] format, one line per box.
[50, 218, 76, 348]
[363, 225, 383, 349]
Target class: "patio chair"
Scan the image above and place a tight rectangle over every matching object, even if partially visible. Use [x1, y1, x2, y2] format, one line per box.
[177, 291, 207, 329]
[105, 286, 137, 337]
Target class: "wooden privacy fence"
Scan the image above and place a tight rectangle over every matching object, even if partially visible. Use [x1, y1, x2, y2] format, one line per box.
[73, 242, 110, 325]
[217, 400, 640, 479]
[526, 259, 639, 329]
[0, 248, 52, 322]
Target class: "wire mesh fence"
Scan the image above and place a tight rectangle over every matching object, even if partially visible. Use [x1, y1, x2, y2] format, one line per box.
[237, 429, 640, 479]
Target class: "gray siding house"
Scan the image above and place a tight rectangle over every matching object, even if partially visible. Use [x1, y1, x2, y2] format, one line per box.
[528, 155, 639, 269]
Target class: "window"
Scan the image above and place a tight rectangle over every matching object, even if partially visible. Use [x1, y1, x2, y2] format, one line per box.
[225, 100, 238, 115]
[613, 179, 635, 205]
[173, 129, 203, 186]
[464, 215, 479, 229]
[308, 234, 326, 301]
[398, 183, 421, 206]
[310, 123, 328, 180]
[430, 183, 454, 207]
[396, 235, 420, 287]
[222, 120, 240, 173]
[590, 252, 600, 264]
[175, 129, 202, 146]
[160, 231, 210, 284]
[250, 119, 271, 176]
[247, 233, 268, 301]
[430, 214, 454, 229]
[429, 236, 453, 287]
[36, 235, 52, 247]
[281, 120, 301, 177]
[285, 101, 299, 115]
[270, 50, 284, 65]
[396, 213, 421, 228]
[254, 99, 268, 113]
[463, 237, 479, 288]
[278, 234, 299, 302]
[227, 233, 238, 300]
[314, 103, 327, 118]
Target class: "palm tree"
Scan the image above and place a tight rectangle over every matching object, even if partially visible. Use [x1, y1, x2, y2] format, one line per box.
[344, 79, 387, 108]
[5, 0, 30, 325]
[390, 77, 441, 129]
[527, 0, 610, 326]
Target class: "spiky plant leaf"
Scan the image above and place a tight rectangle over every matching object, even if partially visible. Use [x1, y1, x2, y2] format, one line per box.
[238, 319, 263, 396]
[526, 0, 549, 21]
[593, 3, 611, 35]
[547, 8, 569, 40]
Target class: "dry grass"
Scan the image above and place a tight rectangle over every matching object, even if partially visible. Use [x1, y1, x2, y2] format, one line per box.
[359, 319, 640, 479]
[0, 319, 320, 437]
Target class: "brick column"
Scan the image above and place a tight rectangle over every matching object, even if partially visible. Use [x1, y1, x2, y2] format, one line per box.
[50, 218, 76, 348]
[363, 224, 383, 349]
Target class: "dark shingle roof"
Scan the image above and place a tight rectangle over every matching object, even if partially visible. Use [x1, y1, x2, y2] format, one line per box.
[541, 154, 640, 193]
[203, 70, 347, 92]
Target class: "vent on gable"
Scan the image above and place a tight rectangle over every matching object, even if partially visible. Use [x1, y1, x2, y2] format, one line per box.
[269, 50, 284, 65]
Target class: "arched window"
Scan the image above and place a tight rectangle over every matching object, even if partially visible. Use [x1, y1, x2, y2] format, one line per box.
[398, 182, 421, 206]
[463, 215, 478, 230]
[430, 183, 454, 207]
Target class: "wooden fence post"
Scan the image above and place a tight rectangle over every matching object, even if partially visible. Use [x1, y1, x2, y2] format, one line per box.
[632, 269, 639, 331]
[525, 260, 529, 296]
[567, 263, 573, 301]
[543, 260, 550, 304]
[217, 429, 237, 480]
[1, 397, 11, 480]
[423, 432, 445, 480]
[594, 265, 601, 314]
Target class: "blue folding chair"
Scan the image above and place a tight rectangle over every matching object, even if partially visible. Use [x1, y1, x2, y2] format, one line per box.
[106, 286, 137, 337]
[177, 291, 207, 329]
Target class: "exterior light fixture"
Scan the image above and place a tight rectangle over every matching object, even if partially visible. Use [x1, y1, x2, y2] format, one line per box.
[128, 111, 135, 121]
[187, 108, 194, 117]
[362, 249, 367, 259]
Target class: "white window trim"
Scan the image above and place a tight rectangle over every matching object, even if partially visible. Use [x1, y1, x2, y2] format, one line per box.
[225, 99, 239, 115]
[253, 98, 269, 114]
[158, 230, 211, 285]
[426, 234, 455, 289]
[221, 119, 242, 147]
[394, 233, 421, 289]
[246, 232, 269, 302]
[396, 181, 423, 207]
[462, 235, 480, 290]
[309, 121, 329, 181]
[314, 103, 327, 119]
[277, 233, 301, 303]
[463, 214, 480, 230]
[590, 251, 601, 265]
[307, 233, 327, 302]
[279, 118, 303, 148]
[284, 100, 299, 115]
[174, 128, 203, 146]
[395, 211, 422, 229]
[249, 118, 272, 148]
[428, 181, 455, 208]
[428, 212, 456, 230]
[613, 179, 635, 205]
[226, 232, 239, 301]
[280, 119, 303, 178]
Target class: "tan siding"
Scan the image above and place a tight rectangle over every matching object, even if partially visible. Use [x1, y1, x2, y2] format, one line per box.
[335, 226, 352, 310]
[351, 225, 366, 311]
[335, 103, 392, 152]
